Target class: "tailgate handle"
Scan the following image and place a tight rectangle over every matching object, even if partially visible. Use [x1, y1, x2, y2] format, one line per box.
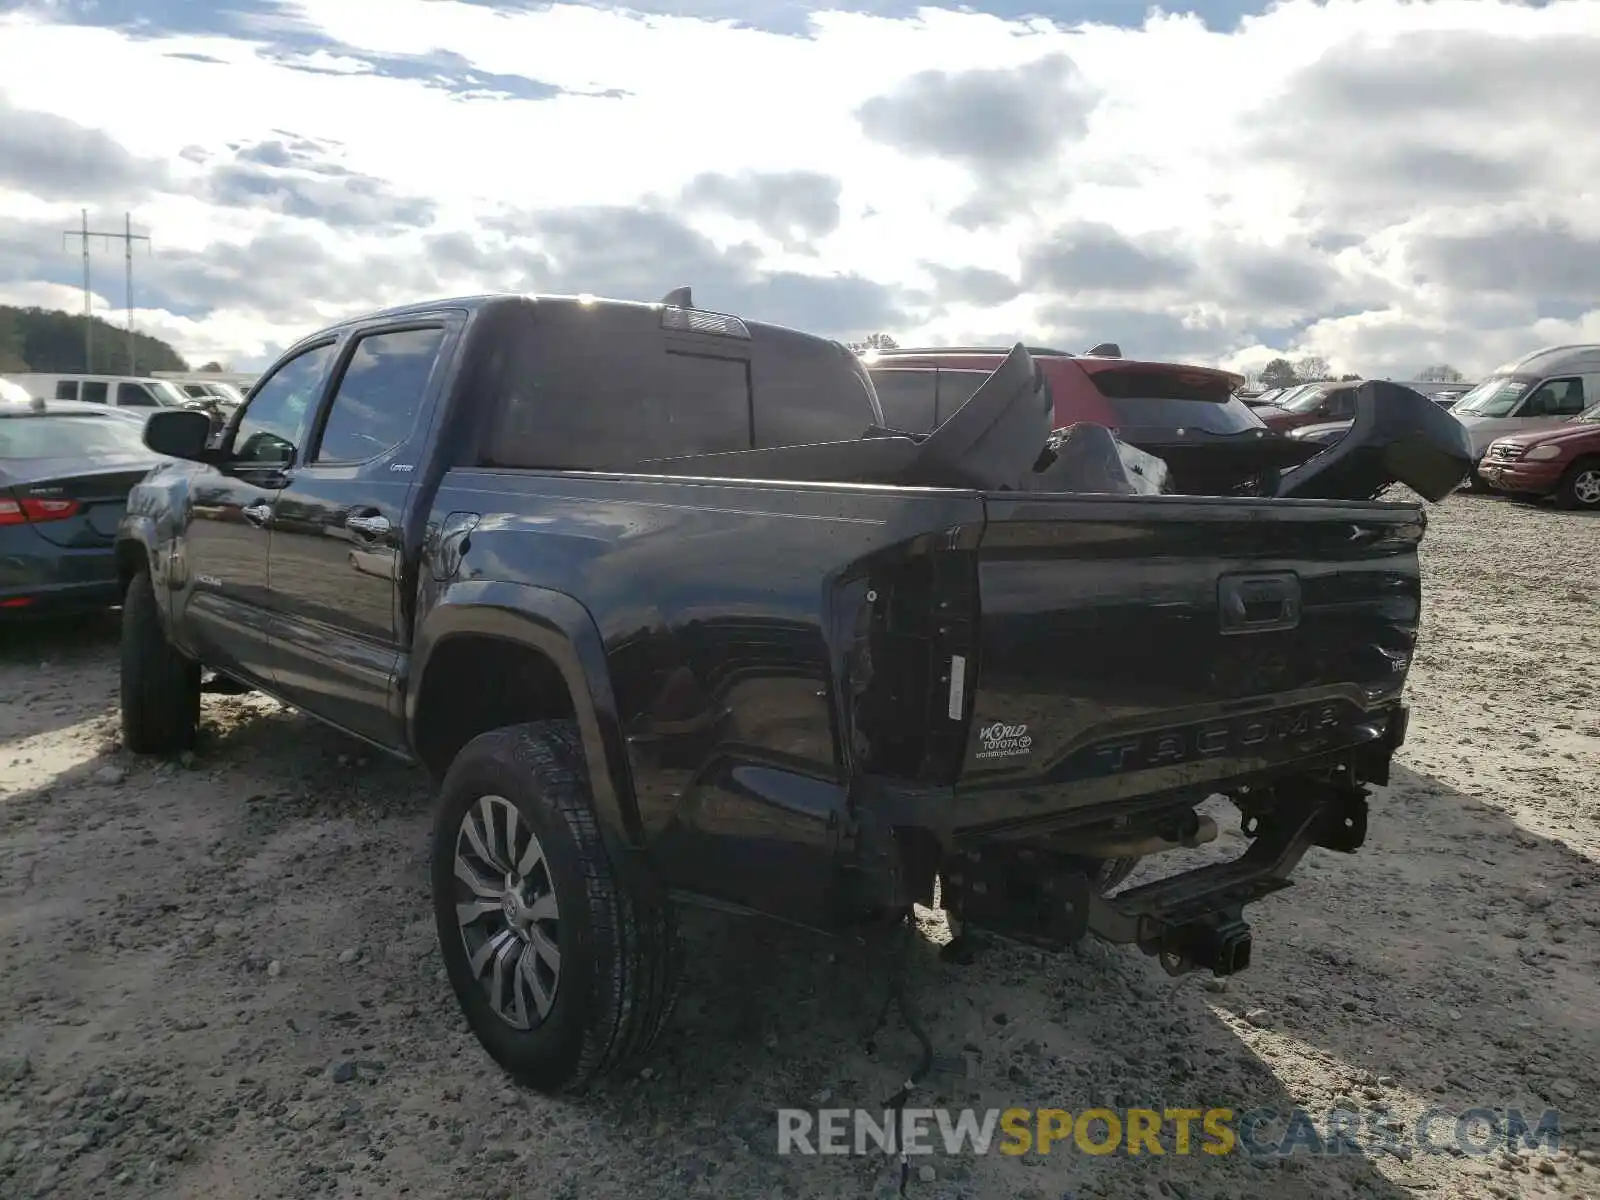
[1218, 572, 1301, 634]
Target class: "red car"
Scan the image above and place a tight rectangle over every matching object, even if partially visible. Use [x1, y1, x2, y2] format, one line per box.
[1478, 402, 1600, 509]
[864, 344, 1316, 495]
[1253, 382, 1359, 433]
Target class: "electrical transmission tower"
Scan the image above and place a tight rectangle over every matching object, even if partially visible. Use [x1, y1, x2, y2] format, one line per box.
[63, 210, 151, 374]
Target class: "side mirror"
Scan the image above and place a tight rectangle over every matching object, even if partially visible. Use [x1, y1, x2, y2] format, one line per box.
[143, 408, 214, 462]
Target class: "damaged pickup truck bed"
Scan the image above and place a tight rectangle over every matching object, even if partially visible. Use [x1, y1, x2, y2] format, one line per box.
[115, 290, 1472, 1093]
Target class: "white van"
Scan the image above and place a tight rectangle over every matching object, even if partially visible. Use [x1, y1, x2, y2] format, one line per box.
[0, 373, 193, 410]
[1450, 346, 1600, 485]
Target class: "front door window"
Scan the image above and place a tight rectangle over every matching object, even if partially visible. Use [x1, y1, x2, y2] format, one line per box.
[1521, 377, 1587, 418]
[228, 343, 337, 467]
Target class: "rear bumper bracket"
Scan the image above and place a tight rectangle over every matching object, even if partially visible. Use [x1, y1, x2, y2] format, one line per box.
[1082, 788, 1338, 976]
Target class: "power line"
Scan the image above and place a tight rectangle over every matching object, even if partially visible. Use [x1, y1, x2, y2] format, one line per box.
[62, 210, 151, 373]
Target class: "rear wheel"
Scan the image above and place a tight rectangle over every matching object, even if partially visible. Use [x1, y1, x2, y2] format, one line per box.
[119, 571, 201, 754]
[431, 720, 680, 1093]
[1557, 459, 1600, 510]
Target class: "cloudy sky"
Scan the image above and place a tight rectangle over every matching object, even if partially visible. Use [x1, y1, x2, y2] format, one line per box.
[1, 0, 1596, 377]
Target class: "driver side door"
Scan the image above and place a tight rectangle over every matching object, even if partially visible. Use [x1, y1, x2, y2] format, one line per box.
[178, 341, 337, 688]
[265, 320, 457, 749]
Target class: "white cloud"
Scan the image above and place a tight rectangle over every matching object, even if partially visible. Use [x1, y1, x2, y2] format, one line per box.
[1, 0, 1598, 378]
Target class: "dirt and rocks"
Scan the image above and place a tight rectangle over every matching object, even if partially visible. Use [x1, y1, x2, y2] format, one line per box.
[1, 491, 1596, 1200]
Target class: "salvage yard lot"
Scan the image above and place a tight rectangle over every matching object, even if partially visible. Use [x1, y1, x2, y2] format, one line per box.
[1, 494, 1596, 1200]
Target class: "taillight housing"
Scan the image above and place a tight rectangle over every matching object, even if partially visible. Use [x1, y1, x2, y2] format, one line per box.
[0, 496, 81, 525]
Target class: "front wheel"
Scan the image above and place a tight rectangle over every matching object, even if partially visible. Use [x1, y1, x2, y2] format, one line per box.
[431, 720, 681, 1093]
[119, 570, 201, 754]
[1557, 459, 1600, 510]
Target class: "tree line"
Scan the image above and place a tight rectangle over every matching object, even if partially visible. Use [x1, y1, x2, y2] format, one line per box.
[846, 336, 1470, 392]
[1252, 357, 1466, 389]
[0, 305, 189, 376]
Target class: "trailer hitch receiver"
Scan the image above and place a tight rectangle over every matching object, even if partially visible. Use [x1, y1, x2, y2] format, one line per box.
[1164, 916, 1253, 977]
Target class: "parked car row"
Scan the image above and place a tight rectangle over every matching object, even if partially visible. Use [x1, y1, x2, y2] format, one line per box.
[1230, 350, 1600, 509]
[0, 371, 235, 440]
[4, 372, 192, 410]
[1, 331, 1592, 627]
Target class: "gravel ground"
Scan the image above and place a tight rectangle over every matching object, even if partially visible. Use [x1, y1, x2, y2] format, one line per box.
[1, 491, 1596, 1200]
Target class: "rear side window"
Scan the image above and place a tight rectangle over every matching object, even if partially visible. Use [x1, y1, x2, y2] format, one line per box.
[80, 381, 108, 404]
[54, 381, 77, 401]
[314, 326, 446, 464]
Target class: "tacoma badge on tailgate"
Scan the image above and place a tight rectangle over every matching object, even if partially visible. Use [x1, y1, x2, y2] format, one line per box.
[1080, 701, 1353, 778]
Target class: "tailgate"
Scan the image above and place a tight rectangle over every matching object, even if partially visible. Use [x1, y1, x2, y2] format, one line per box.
[957, 493, 1422, 814]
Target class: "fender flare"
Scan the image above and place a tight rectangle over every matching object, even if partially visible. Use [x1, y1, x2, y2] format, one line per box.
[113, 517, 177, 631]
[408, 581, 642, 849]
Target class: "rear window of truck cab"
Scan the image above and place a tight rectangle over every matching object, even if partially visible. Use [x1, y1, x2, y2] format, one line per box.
[480, 301, 880, 471]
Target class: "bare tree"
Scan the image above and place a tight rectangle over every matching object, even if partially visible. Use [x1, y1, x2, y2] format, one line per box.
[1416, 363, 1464, 382]
[1294, 355, 1332, 382]
[848, 332, 900, 353]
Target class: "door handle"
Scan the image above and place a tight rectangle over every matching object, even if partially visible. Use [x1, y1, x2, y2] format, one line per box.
[345, 513, 391, 538]
[242, 502, 273, 527]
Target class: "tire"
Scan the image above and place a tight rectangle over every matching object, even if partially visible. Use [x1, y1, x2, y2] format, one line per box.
[431, 720, 681, 1093]
[119, 570, 201, 755]
[1556, 459, 1600, 510]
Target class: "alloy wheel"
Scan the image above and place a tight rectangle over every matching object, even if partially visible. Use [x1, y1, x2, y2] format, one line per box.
[1572, 467, 1600, 508]
[451, 795, 562, 1031]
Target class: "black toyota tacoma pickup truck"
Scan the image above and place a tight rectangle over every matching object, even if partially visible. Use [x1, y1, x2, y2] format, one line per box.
[115, 289, 1471, 1093]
